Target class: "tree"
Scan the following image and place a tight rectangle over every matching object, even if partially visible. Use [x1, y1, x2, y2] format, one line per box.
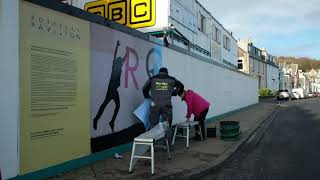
[277, 56, 320, 72]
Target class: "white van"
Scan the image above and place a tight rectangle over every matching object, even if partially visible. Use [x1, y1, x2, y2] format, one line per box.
[291, 88, 306, 99]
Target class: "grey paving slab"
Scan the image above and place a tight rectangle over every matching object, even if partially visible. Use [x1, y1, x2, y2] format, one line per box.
[50, 102, 278, 180]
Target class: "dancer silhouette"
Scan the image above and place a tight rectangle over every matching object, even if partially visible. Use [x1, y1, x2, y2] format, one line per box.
[93, 40, 125, 133]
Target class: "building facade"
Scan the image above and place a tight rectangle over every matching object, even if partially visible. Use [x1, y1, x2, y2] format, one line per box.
[262, 49, 279, 92]
[305, 69, 320, 93]
[281, 63, 299, 89]
[238, 39, 268, 89]
[298, 70, 310, 92]
[154, 0, 238, 68]
[306, 69, 317, 92]
[278, 62, 316, 93]
[279, 65, 292, 92]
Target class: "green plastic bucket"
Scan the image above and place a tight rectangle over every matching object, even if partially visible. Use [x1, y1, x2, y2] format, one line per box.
[220, 121, 240, 141]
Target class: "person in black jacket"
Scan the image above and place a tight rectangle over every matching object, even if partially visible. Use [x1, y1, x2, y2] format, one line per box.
[142, 67, 184, 145]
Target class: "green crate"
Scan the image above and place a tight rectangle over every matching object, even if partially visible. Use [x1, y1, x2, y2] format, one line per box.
[220, 131, 241, 138]
[220, 128, 239, 134]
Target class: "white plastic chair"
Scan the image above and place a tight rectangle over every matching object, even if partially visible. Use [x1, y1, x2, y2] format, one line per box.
[172, 121, 203, 149]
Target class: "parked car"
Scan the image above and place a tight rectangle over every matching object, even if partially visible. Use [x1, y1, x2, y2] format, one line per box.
[291, 91, 301, 100]
[307, 92, 314, 98]
[292, 88, 306, 99]
[276, 90, 290, 100]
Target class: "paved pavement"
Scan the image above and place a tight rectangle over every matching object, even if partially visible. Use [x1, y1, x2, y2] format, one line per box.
[50, 101, 278, 180]
[198, 98, 320, 180]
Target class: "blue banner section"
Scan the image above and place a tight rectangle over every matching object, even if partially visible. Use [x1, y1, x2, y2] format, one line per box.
[133, 99, 152, 130]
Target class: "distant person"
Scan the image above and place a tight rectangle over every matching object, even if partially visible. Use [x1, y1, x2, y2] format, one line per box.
[178, 89, 210, 140]
[142, 67, 184, 145]
[163, 34, 169, 47]
[93, 40, 125, 133]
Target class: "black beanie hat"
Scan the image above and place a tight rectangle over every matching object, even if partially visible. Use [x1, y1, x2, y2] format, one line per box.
[159, 67, 168, 74]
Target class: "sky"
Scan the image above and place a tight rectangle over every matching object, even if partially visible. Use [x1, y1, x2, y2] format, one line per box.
[198, 0, 320, 59]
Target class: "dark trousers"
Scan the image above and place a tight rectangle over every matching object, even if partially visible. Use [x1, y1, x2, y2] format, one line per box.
[150, 104, 172, 128]
[194, 108, 209, 139]
[150, 104, 173, 147]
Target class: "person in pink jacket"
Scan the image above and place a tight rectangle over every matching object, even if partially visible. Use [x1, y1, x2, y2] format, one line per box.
[178, 89, 210, 140]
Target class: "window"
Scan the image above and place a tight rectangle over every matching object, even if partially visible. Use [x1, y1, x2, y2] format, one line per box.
[252, 59, 255, 72]
[223, 35, 230, 51]
[258, 50, 261, 57]
[238, 60, 243, 69]
[212, 26, 216, 41]
[249, 46, 252, 52]
[250, 58, 254, 72]
[215, 28, 221, 44]
[217, 29, 221, 44]
[212, 26, 220, 43]
[199, 14, 205, 33]
[254, 60, 259, 72]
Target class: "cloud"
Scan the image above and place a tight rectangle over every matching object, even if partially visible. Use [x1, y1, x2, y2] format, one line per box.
[271, 42, 320, 58]
[288, 42, 320, 52]
[198, 0, 320, 37]
[197, 0, 320, 57]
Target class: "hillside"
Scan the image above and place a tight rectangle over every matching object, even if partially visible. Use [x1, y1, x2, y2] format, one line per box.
[277, 56, 320, 72]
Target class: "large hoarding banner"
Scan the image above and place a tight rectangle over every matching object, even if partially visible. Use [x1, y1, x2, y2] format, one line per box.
[90, 23, 163, 152]
[19, 1, 90, 174]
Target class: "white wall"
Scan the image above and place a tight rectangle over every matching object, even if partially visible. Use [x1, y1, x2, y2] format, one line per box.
[267, 64, 280, 92]
[0, 0, 19, 179]
[163, 48, 258, 124]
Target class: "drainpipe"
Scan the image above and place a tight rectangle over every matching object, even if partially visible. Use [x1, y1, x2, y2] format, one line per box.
[265, 62, 268, 89]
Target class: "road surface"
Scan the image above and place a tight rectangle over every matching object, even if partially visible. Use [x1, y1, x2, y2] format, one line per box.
[198, 98, 320, 180]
